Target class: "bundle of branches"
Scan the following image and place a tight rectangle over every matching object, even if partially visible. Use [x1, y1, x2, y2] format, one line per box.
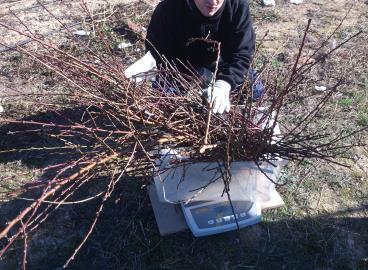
[0, 1, 366, 267]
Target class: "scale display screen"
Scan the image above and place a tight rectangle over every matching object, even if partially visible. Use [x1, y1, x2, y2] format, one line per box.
[190, 200, 254, 229]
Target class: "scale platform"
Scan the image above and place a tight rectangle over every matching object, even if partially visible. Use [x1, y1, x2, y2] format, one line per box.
[148, 160, 285, 236]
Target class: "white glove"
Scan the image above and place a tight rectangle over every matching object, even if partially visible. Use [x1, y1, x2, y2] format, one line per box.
[124, 51, 156, 83]
[202, 80, 231, 114]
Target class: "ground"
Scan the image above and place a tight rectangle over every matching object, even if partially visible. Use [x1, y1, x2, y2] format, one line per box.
[0, 0, 367, 269]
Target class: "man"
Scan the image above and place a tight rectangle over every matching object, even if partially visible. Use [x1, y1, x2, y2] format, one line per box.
[125, 0, 256, 114]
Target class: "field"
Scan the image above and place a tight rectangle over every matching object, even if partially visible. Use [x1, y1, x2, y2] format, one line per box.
[0, 0, 367, 269]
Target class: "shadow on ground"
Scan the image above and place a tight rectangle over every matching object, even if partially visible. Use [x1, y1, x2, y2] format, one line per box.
[0, 180, 367, 270]
[0, 109, 367, 270]
[0, 106, 112, 169]
[0, 104, 131, 189]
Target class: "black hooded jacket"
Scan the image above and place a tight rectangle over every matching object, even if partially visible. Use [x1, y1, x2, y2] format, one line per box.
[146, 0, 255, 89]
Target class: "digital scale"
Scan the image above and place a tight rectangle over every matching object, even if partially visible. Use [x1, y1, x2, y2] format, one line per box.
[148, 153, 285, 237]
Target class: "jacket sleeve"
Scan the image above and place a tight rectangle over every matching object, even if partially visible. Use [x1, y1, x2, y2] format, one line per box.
[145, 2, 176, 66]
[216, 1, 255, 89]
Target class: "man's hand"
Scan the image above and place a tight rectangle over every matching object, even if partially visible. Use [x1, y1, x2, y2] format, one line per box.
[124, 51, 156, 83]
[202, 80, 231, 114]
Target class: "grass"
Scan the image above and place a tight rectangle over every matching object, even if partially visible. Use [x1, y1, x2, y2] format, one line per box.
[357, 112, 368, 126]
[338, 97, 353, 107]
[356, 77, 368, 126]
[0, 0, 367, 269]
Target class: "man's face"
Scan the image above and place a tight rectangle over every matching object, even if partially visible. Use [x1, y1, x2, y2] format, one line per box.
[193, 0, 225, 17]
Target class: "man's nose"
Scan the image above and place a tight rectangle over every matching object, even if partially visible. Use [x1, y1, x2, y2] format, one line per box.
[207, 0, 217, 5]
